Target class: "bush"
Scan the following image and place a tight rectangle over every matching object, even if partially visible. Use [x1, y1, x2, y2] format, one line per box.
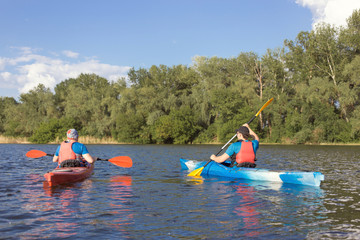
[29, 118, 81, 144]
[194, 124, 217, 143]
[151, 107, 201, 144]
[113, 112, 147, 143]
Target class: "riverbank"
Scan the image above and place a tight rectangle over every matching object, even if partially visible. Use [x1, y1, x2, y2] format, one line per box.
[1, 135, 360, 145]
[0, 136, 30, 144]
[0, 136, 120, 144]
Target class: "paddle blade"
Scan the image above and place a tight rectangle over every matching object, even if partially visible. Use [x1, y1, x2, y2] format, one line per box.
[108, 156, 133, 168]
[26, 150, 47, 158]
[188, 166, 204, 177]
[255, 97, 274, 117]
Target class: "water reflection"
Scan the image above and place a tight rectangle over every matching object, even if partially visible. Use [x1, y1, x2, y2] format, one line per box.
[193, 176, 326, 238]
[4, 144, 360, 239]
[42, 180, 93, 238]
[20, 172, 136, 239]
[233, 183, 261, 238]
[107, 175, 134, 231]
[20, 174, 93, 239]
[184, 177, 204, 185]
[110, 175, 132, 187]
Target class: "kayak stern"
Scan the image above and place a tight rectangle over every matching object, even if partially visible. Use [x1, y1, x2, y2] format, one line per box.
[44, 164, 94, 186]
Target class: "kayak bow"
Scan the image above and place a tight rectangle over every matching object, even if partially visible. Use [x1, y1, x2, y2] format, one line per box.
[181, 158, 324, 187]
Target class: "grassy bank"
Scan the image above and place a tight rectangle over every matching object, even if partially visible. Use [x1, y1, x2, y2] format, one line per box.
[1, 135, 359, 145]
[0, 136, 31, 144]
[0, 135, 121, 144]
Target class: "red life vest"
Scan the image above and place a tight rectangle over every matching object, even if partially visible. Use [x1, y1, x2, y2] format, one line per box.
[58, 141, 79, 164]
[235, 141, 255, 164]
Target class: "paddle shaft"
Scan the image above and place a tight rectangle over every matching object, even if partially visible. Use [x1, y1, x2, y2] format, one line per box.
[202, 113, 258, 169]
[35, 153, 112, 162]
[189, 98, 274, 176]
[201, 134, 239, 169]
[97, 158, 112, 161]
[214, 100, 269, 156]
[26, 150, 132, 167]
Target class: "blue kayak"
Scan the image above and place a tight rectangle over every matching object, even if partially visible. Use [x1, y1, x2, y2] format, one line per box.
[180, 158, 324, 187]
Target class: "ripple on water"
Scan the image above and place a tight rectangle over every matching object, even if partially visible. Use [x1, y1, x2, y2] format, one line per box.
[0, 144, 360, 239]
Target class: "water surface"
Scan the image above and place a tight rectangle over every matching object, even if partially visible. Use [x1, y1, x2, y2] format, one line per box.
[0, 144, 359, 239]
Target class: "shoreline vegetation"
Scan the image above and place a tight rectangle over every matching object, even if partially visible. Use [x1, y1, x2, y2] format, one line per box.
[1, 135, 359, 146]
[1, 10, 360, 146]
[0, 136, 119, 144]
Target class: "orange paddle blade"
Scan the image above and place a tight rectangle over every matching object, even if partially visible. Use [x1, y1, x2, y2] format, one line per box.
[26, 150, 47, 158]
[98, 156, 133, 168]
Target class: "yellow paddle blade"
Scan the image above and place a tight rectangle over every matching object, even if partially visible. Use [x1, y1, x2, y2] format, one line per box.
[255, 97, 273, 117]
[187, 166, 204, 177]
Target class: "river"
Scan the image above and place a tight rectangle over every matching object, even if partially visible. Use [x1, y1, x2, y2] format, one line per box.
[0, 144, 359, 239]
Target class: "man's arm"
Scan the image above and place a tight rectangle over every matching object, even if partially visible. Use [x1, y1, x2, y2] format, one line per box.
[244, 123, 259, 141]
[53, 155, 59, 163]
[83, 153, 95, 164]
[210, 153, 230, 163]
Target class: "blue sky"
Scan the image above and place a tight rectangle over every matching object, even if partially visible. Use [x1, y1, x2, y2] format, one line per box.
[1, 0, 359, 99]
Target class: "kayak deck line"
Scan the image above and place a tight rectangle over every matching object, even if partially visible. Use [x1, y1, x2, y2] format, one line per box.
[51, 169, 73, 172]
[180, 158, 324, 187]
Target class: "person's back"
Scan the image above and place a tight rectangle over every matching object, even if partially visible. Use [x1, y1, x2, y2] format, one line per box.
[52, 129, 95, 167]
[235, 140, 257, 167]
[210, 124, 259, 167]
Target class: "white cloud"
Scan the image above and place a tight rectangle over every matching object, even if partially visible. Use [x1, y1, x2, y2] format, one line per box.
[295, 0, 360, 28]
[0, 72, 12, 84]
[0, 47, 131, 97]
[62, 50, 79, 58]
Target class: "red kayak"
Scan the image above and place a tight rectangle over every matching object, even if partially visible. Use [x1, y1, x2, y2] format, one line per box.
[44, 164, 95, 186]
[26, 150, 132, 187]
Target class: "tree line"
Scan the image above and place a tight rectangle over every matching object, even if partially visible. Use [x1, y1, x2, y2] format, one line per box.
[1, 10, 360, 144]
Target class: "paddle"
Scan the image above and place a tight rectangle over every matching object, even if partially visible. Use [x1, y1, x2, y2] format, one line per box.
[26, 150, 133, 168]
[98, 156, 133, 168]
[188, 97, 274, 177]
[26, 150, 53, 158]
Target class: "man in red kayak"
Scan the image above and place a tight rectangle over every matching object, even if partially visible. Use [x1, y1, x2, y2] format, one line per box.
[52, 129, 96, 167]
[210, 123, 259, 168]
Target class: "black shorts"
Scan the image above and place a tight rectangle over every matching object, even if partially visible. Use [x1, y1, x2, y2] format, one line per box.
[237, 162, 256, 168]
[60, 159, 86, 168]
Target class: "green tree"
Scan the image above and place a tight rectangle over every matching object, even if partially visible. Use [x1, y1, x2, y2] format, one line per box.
[0, 97, 17, 134]
[113, 110, 148, 143]
[341, 9, 360, 55]
[29, 117, 81, 143]
[55, 73, 119, 138]
[343, 55, 360, 138]
[4, 84, 55, 137]
[151, 107, 201, 144]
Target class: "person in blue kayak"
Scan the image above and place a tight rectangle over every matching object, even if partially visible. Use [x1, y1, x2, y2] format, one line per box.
[52, 129, 96, 167]
[210, 123, 259, 168]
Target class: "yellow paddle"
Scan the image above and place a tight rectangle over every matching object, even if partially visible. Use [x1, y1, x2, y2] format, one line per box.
[188, 97, 274, 177]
